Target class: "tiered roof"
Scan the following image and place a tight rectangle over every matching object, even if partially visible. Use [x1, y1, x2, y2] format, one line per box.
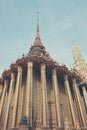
[0, 13, 81, 84]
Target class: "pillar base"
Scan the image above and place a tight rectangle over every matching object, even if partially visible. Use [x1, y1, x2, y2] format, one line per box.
[57, 127, 64, 130]
[42, 126, 50, 130]
[19, 116, 30, 130]
[19, 124, 30, 130]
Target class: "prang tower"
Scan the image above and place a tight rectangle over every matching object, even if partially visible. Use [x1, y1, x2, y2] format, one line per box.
[72, 43, 87, 70]
[73, 43, 87, 110]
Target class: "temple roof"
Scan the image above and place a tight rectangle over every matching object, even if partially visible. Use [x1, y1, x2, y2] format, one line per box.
[0, 13, 82, 84]
[27, 12, 57, 66]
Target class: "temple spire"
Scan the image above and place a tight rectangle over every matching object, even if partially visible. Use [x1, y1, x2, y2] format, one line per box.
[36, 12, 40, 39]
[33, 12, 43, 46]
[37, 12, 39, 33]
[72, 42, 87, 70]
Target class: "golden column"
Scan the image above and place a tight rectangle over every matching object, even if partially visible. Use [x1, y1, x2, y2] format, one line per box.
[52, 68, 61, 127]
[72, 78, 86, 127]
[41, 63, 49, 127]
[64, 118, 70, 130]
[0, 80, 8, 116]
[0, 83, 3, 99]
[12, 66, 22, 127]
[64, 75, 76, 127]
[4, 73, 15, 130]
[25, 61, 33, 126]
[82, 86, 87, 108]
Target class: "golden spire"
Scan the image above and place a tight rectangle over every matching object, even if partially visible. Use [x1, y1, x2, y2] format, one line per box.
[33, 12, 43, 46]
[37, 11, 39, 33]
[36, 12, 40, 39]
[72, 42, 87, 70]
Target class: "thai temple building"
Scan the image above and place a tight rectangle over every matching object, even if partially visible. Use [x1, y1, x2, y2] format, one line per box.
[0, 14, 87, 130]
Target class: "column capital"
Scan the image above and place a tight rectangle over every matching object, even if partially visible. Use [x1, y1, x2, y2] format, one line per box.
[82, 86, 86, 89]
[18, 66, 23, 73]
[4, 79, 8, 86]
[64, 75, 68, 81]
[27, 61, 33, 68]
[72, 78, 76, 84]
[11, 73, 15, 79]
[41, 63, 46, 70]
[52, 68, 57, 75]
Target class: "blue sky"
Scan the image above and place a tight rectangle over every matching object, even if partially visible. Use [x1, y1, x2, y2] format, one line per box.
[0, 0, 87, 75]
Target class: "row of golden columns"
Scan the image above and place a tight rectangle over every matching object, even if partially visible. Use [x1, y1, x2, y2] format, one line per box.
[0, 61, 87, 130]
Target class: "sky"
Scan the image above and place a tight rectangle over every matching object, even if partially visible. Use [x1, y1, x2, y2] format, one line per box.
[0, 0, 87, 76]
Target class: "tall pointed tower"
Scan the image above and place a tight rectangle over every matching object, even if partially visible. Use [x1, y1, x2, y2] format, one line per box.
[72, 43, 87, 70]
[72, 43, 87, 84]
[72, 43, 87, 109]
